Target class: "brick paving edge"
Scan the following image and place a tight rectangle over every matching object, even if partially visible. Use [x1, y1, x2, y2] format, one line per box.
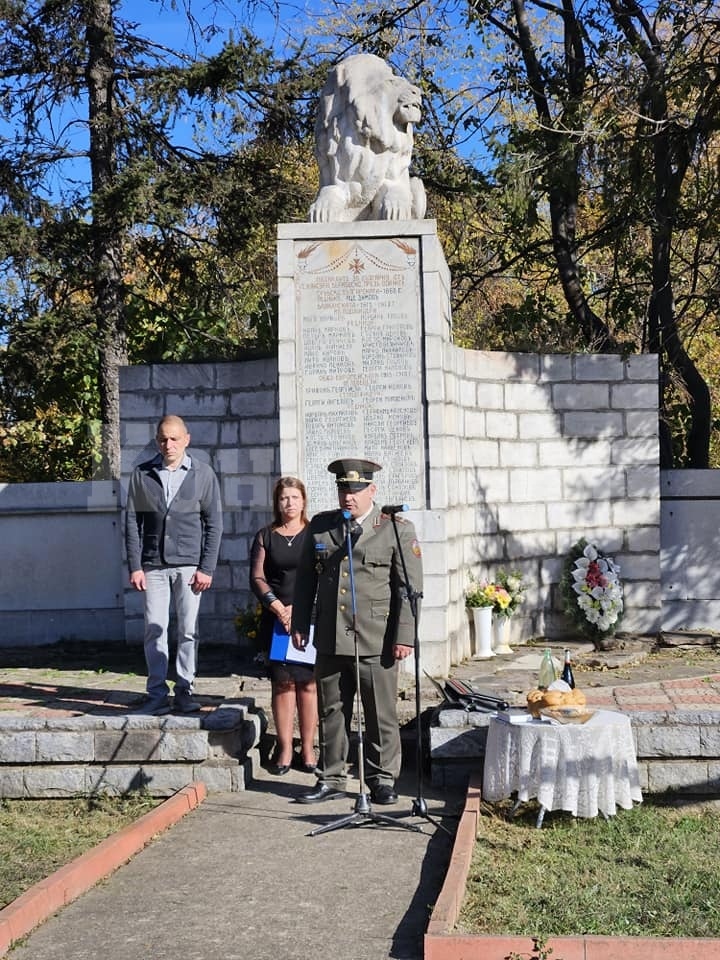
[0, 781, 207, 957]
[423, 773, 720, 960]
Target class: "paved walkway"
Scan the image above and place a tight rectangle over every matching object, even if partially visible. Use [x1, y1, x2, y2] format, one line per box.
[2, 638, 720, 960]
[5, 764, 463, 960]
[2, 638, 720, 720]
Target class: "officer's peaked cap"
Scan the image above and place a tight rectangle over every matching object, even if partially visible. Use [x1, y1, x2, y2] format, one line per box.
[327, 458, 382, 485]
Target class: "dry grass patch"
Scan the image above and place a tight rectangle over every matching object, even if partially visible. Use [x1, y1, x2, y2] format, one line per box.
[0, 794, 159, 909]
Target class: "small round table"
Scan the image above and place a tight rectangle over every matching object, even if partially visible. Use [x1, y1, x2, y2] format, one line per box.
[482, 709, 643, 827]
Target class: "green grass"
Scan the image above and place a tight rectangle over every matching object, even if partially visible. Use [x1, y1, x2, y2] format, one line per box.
[459, 796, 720, 938]
[0, 794, 160, 909]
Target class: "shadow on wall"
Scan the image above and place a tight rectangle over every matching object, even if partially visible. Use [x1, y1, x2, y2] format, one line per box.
[459, 351, 661, 639]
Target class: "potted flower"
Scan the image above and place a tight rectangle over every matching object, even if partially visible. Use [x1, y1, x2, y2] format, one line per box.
[465, 575, 497, 658]
[560, 539, 624, 648]
[491, 569, 525, 652]
[496, 569, 525, 618]
[465, 574, 498, 609]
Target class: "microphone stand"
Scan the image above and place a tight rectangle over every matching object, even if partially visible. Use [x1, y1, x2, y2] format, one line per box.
[387, 514, 454, 837]
[309, 511, 422, 837]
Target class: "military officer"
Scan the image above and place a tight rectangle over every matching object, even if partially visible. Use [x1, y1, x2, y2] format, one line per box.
[291, 458, 423, 805]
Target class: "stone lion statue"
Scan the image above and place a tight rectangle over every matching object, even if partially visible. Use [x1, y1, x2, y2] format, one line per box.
[309, 54, 427, 223]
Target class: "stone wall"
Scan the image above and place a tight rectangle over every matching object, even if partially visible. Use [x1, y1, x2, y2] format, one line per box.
[438, 350, 661, 663]
[0, 349, 662, 662]
[119, 359, 280, 645]
[120, 350, 660, 666]
[0, 481, 124, 646]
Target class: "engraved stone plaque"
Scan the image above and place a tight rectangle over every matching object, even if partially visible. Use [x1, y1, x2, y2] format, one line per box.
[293, 236, 425, 511]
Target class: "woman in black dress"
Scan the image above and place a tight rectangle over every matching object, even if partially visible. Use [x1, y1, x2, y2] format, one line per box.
[250, 477, 318, 774]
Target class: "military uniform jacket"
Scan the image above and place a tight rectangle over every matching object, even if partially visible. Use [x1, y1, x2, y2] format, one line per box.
[292, 504, 423, 657]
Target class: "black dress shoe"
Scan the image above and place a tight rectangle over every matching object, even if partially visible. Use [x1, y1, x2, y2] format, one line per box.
[370, 784, 398, 805]
[296, 783, 345, 804]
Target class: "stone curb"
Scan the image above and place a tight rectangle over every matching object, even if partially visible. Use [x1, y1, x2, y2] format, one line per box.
[0, 781, 207, 957]
[424, 773, 720, 960]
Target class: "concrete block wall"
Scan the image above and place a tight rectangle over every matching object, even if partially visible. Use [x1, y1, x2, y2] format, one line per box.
[0, 481, 124, 646]
[0, 346, 663, 663]
[120, 360, 280, 645]
[120, 348, 661, 663]
[661, 469, 720, 631]
[435, 350, 661, 656]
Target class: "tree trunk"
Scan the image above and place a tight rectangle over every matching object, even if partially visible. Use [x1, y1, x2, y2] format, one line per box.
[608, 0, 712, 467]
[86, 0, 126, 479]
[512, 0, 617, 350]
[548, 178, 617, 350]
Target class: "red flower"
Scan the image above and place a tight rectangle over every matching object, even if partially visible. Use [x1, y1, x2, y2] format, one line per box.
[585, 560, 608, 590]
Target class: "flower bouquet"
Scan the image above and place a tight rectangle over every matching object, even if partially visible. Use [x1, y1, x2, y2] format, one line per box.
[561, 539, 623, 643]
[465, 574, 499, 608]
[494, 569, 525, 618]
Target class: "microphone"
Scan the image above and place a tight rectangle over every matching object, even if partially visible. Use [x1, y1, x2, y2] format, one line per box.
[314, 541, 329, 573]
[381, 504, 410, 516]
[338, 508, 362, 542]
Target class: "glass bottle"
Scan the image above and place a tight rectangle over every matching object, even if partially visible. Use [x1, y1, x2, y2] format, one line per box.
[538, 648, 556, 689]
[561, 648, 576, 689]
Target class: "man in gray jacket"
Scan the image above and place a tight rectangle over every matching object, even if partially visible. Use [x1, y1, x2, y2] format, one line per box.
[125, 415, 223, 715]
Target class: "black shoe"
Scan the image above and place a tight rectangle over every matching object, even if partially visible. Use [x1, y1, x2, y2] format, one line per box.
[174, 690, 201, 713]
[135, 697, 172, 716]
[370, 783, 398, 805]
[269, 762, 291, 776]
[296, 783, 345, 804]
[292, 752, 317, 775]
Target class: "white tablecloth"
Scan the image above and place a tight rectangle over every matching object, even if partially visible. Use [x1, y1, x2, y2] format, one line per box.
[482, 709, 643, 819]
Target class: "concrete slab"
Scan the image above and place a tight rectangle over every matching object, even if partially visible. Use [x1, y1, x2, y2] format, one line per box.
[5, 765, 464, 960]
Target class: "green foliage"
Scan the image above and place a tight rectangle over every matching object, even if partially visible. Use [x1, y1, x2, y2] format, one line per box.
[234, 601, 263, 650]
[462, 797, 720, 938]
[0, 1, 317, 480]
[2, 0, 720, 475]
[505, 938, 556, 960]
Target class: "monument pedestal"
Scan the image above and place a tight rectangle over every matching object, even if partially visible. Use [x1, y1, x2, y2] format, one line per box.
[276, 219, 457, 676]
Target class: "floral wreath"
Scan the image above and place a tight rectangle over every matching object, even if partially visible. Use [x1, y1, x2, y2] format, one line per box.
[560, 539, 623, 640]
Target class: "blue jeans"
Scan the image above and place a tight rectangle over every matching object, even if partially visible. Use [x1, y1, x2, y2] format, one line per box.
[143, 566, 203, 700]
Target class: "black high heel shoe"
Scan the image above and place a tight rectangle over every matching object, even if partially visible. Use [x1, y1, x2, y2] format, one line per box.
[269, 750, 292, 776]
[292, 752, 317, 775]
[269, 762, 291, 775]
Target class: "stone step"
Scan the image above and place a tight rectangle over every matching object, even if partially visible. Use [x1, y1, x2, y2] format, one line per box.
[429, 674, 720, 793]
[0, 699, 264, 799]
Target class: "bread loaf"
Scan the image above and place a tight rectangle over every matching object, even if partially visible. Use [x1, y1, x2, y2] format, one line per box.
[526, 687, 586, 713]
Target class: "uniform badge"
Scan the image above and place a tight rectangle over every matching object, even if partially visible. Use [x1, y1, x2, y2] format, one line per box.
[411, 539, 422, 557]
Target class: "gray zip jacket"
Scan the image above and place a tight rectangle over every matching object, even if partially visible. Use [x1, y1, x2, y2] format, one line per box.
[125, 455, 223, 575]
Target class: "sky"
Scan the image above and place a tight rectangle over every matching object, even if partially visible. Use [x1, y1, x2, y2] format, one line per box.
[1, 0, 487, 204]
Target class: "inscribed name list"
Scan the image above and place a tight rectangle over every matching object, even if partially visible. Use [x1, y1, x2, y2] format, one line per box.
[295, 238, 424, 511]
